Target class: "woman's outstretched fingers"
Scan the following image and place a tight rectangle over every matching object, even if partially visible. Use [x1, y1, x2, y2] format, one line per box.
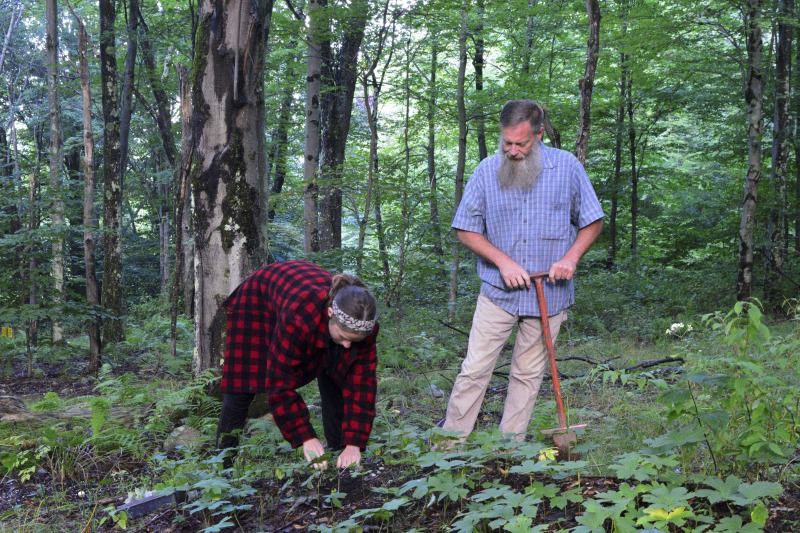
[336, 445, 361, 469]
[303, 438, 328, 470]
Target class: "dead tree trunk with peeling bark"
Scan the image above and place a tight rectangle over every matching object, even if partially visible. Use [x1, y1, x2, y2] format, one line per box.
[190, 0, 273, 374]
[737, 0, 763, 301]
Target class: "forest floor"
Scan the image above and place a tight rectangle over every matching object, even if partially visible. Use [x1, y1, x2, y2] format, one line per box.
[2, 363, 800, 532]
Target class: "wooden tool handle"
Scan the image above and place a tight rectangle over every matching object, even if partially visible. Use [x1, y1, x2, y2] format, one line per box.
[533, 276, 568, 429]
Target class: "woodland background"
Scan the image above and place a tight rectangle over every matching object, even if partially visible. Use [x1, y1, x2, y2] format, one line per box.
[0, 0, 800, 530]
[2, 0, 797, 363]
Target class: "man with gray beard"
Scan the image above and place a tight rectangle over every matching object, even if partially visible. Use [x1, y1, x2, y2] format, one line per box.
[440, 99, 604, 444]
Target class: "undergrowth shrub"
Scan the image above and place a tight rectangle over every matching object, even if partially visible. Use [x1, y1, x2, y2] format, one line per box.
[651, 300, 800, 479]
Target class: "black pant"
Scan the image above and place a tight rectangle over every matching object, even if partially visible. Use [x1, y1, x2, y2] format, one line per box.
[316, 370, 344, 451]
[215, 373, 345, 467]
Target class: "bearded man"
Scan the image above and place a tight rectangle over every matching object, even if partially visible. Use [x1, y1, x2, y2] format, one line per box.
[441, 99, 604, 442]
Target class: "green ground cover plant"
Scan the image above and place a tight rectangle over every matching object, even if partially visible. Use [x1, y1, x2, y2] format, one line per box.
[0, 287, 798, 531]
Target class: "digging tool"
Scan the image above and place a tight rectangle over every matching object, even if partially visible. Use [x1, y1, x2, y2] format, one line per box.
[530, 271, 587, 459]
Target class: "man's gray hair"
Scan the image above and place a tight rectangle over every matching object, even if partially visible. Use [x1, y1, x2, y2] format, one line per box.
[499, 100, 544, 131]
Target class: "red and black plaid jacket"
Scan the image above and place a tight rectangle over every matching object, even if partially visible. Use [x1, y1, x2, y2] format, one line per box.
[219, 260, 379, 450]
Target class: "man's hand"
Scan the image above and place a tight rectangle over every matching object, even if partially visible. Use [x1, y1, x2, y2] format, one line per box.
[548, 219, 603, 281]
[548, 257, 578, 282]
[456, 230, 530, 290]
[303, 438, 328, 470]
[336, 445, 361, 469]
[497, 259, 531, 290]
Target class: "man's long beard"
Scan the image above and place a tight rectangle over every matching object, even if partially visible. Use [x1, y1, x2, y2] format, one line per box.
[497, 141, 543, 190]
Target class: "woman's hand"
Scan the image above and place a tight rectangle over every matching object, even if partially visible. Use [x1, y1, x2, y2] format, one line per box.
[336, 445, 361, 469]
[303, 438, 328, 469]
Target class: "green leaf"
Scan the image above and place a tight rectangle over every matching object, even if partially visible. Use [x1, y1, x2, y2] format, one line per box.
[766, 442, 786, 457]
[694, 475, 741, 504]
[642, 485, 694, 508]
[737, 481, 783, 502]
[751, 503, 768, 526]
[643, 425, 706, 452]
[610, 453, 656, 481]
[657, 387, 692, 406]
[382, 497, 409, 511]
[398, 478, 429, 499]
[696, 410, 730, 432]
[575, 499, 615, 528]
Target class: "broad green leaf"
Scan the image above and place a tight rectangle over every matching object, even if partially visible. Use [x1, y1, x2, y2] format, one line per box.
[656, 387, 692, 405]
[737, 481, 783, 502]
[694, 475, 741, 504]
[751, 503, 768, 526]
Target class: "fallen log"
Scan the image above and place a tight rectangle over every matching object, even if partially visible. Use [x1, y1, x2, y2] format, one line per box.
[0, 395, 91, 422]
[491, 357, 685, 382]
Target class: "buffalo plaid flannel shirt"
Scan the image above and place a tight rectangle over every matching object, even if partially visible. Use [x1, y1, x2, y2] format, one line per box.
[219, 260, 378, 450]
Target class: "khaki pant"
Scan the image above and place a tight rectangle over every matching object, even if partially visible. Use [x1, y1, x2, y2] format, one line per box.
[443, 292, 566, 440]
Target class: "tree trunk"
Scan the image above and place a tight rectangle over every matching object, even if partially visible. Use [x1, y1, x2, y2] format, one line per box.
[119, 0, 138, 179]
[795, 29, 800, 254]
[172, 64, 193, 358]
[473, 0, 487, 162]
[178, 64, 194, 318]
[448, 5, 468, 322]
[0, 3, 23, 74]
[368, 77, 391, 293]
[427, 40, 444, 272]
[607, 53, 627, 269]
[46, 0, 65, 343]
[191, 0, 272, 374]
[522, 0, 537, 75]
[0, 128, 21, 236]
[542, 106, 562, 149]
[627, 74, 638, 260]
[139, 8, 180, 295]
[157, 161, 170, 290]
[356, 3, 392, 276]
[138, 11, 180, 171]
[267, 55, 297, 223]
[358, 73, 378, 277]
[303, 0, 322, 254]
[100, 0, 124, 345]
[737, 0, 763, 301]
[393, 40, 413, 309]
[27, 168, 39, 375]
[66, 1, 101, 370]
[318, 0, 369, 253]
[575, 0, 600, 165]
[765, 0, 791, 308]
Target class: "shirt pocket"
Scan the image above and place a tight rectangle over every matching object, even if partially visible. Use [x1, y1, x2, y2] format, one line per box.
[536, 192, 571, 240]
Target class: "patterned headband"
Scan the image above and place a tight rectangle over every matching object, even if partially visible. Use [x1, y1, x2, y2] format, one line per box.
[331, 299, 375, 334]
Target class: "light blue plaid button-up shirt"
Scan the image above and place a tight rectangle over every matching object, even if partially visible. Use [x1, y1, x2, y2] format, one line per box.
[452, 142, 604, 317]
